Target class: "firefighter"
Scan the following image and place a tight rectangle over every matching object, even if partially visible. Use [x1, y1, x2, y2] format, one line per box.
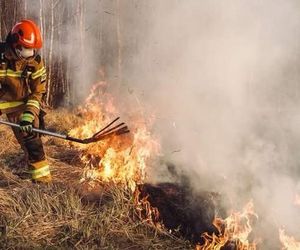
[0, 19, 51, 183]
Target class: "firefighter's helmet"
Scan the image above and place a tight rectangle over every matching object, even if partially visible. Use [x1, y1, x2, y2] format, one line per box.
[7, 19, 42, 49]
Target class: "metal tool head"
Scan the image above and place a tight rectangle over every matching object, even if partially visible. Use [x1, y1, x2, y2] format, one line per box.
[78, 118, 130, 144]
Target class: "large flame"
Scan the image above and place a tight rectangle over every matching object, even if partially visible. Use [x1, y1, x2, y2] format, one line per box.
[69, 81, 160, 191]
[278, 194, 300, 250]
[279, 229, 300, 250]
[68, 81, 299, 249]
[198, 201, 258, 250]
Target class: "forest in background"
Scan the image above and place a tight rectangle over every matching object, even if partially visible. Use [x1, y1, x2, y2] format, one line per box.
[0, 0, 145, 107]
[1, 1, 300, 248]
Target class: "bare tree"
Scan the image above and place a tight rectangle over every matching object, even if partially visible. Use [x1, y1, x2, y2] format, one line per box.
[39, 0, 44, 59]
[46, 0, 54, 106]
[0, 0, 123, 107]
[116, 0, 122, 87]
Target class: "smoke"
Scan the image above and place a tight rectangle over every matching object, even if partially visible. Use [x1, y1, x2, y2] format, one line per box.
[20, 0, 300, 247]
[115, 0, 300, 247]
[22, 0, 122, 104]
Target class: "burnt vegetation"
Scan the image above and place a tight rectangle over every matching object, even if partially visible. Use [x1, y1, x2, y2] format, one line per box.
[0, 110, 194, 249]
[0, 1, 242, 249]
[0, 110, 229, 249]
[138, 182, 220, 244]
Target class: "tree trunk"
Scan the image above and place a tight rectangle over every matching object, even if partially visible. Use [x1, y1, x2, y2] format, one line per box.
[46, 0, 55, 106]
[24, 0, 27, 18]
[116, 0, 122, 87]
[39, 0, 44, 59]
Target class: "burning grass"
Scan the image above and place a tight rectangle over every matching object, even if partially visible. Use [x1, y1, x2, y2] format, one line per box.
[1, 82, 294, 249]
[0, 81, 262, 249]
[0, 110, 191, 249]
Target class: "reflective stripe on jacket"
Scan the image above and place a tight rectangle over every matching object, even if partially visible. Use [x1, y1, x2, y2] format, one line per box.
[0, 43, 47, 115]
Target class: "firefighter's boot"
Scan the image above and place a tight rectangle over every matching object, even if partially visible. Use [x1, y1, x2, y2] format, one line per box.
[29, 159, 52, 183]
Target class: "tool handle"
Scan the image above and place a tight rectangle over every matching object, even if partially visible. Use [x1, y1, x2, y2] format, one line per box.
[0, 120, 67, 139]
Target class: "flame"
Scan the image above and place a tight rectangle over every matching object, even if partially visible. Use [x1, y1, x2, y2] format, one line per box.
[69, 81, 160, 191]
[278, 194, 300, 249]
[279, 229, 300, 250]
[198, 201, 258, 250]
[294, 194, 300, 207]
[134, 187, 163, 229]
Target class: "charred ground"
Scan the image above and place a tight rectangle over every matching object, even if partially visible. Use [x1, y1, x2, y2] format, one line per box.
[0, 109, 200, 249]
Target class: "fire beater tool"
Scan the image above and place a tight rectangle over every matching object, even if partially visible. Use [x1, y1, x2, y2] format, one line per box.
[0, 117, 130, 144]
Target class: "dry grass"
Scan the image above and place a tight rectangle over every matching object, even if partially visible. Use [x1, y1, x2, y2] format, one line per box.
[0, 109, 192, 249]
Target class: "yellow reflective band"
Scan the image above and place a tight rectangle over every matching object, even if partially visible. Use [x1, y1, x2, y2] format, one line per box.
[30, 165, 50, 180]
[31, 67, 46, 80]
[21, 113, 34, 122]
[6, 69, 22, 77]
[0, 101, 24, 109]
[0, 69, 22, 78]
[27, 100, 40, 110]
[31, 160, 48, 169]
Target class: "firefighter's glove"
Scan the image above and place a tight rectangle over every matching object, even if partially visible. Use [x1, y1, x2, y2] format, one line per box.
[20, 112, 34, 133]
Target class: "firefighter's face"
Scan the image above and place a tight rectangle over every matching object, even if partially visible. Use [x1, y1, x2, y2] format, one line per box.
[15, 45, 35, 59]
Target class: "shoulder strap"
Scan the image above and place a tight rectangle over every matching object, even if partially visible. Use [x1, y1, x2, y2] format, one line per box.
[0, 42, 6, 61]
[0, 42, 6, 51]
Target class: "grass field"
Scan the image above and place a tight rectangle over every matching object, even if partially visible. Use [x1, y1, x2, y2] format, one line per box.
[0, 108, 192, 249]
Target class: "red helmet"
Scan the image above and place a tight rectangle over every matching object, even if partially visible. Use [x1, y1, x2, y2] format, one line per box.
[10, 19, 42, 49]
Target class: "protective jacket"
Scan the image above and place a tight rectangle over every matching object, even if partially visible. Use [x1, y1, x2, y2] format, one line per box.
[0, 42, 51, 183]
[0, 42, 46, 115]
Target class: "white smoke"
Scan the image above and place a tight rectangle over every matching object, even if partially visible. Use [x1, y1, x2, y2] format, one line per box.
[22, 0, 300, 247]
[117, 0, 300, 247]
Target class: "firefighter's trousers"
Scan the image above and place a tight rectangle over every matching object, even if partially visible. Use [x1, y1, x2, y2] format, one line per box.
[6, 109, 52, 183]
